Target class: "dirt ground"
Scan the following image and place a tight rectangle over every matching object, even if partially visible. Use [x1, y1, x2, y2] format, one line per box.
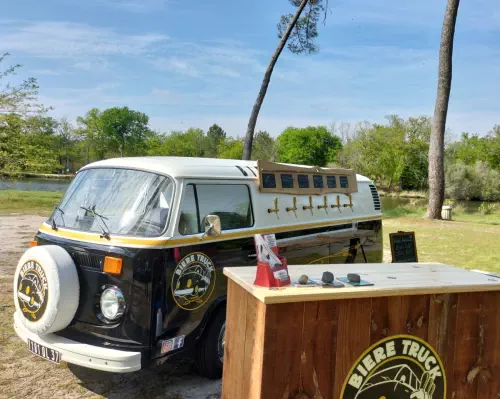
[0, 215, 222, 399]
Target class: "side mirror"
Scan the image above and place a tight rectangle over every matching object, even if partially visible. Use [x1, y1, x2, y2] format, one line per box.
[202, 214, 221, 239]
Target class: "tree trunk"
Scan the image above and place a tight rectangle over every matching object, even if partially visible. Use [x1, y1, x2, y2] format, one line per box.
[425, 0, 460, 219]
[242, 0, 309, 160]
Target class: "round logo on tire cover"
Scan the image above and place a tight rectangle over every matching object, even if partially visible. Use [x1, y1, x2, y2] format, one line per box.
[171, 253, 216, 311]
[16, 260, 49, 321]
[341, 335, 446, 399]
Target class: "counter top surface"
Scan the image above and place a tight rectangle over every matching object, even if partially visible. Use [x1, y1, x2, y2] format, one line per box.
[223, 263, 500, 304]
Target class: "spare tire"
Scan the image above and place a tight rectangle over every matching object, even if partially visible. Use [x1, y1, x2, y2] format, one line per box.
[13, 245, 79, 335]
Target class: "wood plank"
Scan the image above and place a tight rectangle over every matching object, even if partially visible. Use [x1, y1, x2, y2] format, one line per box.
[332, 298, 372, 399]
[370, 296, 390, 343]
[241, 294, 267, 399]
[407, 295, 430, 340]
[476, 291, 500, 398]
[451, 292, 484, 399]
[299, 300, 340, 399]
[222, 280, 249, 399]
[260, 301, 305, 399]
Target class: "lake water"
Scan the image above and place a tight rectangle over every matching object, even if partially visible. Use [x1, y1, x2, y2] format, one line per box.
[0, 178, 71, 192]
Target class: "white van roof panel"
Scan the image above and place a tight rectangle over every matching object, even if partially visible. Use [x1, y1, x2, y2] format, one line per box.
[81, 157, 373, 183]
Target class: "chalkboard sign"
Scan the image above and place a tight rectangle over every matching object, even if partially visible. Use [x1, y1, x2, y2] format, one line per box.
[390, 231, 418, 263]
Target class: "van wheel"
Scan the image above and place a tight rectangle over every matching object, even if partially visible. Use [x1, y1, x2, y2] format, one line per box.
[195, 306, 226, 379]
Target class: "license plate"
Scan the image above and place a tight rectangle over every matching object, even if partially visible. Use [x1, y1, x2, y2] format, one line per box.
[27, 339, 61, 364]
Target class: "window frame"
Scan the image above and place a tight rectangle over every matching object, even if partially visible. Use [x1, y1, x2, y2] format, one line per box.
[178, 182, 255, 236]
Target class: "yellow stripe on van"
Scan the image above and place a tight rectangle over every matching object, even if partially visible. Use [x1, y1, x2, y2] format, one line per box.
[38, 216, 382, 248]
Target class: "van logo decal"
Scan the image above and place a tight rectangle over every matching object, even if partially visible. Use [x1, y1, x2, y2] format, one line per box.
[340, 335, 446, 399]
[17, 261, 49, 321]
[171, 253, 216, 311]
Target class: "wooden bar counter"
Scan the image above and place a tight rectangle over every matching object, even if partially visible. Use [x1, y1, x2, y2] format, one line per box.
[222, 263, 500, 399]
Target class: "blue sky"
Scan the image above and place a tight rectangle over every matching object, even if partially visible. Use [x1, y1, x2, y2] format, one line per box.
[2, 0, 499, 138]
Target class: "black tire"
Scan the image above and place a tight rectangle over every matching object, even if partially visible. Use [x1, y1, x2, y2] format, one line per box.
[195, 306, 226, 379]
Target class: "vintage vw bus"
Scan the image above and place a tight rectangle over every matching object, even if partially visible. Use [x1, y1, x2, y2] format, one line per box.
[13, 157, 382, 378]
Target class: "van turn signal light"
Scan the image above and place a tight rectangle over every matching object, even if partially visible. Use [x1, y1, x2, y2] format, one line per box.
[104, 257, 123, 275]
[29, 240, 38, 247]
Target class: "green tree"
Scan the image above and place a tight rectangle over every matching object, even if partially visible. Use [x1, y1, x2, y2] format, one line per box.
[242, 0, 326, 159]
[150, 128, 206, 157]
[277, 126, 342, 167]
[218, 137, 244, 159]
[100, 107, 150, 157]
[206, 124, 226, 157]
[77, 108, 108, 162]
[0, 53, 48, 115]
[0, 114, 60, 173]
[251, 130, 276, 161]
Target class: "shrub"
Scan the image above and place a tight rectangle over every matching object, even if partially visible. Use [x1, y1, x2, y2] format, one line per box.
[477, 202, 497, 216]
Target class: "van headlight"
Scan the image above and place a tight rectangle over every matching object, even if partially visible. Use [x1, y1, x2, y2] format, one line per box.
[100, 286, 126, 320]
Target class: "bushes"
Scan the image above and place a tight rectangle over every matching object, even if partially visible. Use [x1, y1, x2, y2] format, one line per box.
[445, 161, 500, 201]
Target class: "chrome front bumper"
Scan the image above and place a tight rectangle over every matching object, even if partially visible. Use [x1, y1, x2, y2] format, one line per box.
[14, 311, 141, 373]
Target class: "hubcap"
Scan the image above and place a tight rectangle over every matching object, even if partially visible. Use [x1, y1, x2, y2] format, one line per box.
[217, 322, 226, 363]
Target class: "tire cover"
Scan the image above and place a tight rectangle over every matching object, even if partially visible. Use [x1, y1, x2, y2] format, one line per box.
[13, 245, 79, 335]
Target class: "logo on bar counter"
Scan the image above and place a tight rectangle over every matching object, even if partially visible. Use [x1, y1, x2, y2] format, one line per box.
[340, 335, 446, 399]
[171, 253, 216, 311]
[17, 261, 49, 321]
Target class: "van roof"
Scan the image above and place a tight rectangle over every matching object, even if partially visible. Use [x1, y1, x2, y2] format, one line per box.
[81, 156, 373, 183]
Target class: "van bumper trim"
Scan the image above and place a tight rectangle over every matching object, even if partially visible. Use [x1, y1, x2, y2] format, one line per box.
[14, 312, 141, 373]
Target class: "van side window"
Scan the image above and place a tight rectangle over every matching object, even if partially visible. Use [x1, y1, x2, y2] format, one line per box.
[179, 184, 199, 235]
[196, 185, 253, 231]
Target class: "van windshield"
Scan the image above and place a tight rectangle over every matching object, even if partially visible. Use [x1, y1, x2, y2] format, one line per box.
[50, 168, 174, 237]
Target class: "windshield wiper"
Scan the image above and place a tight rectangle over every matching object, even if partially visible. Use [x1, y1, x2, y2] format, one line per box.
[51, 206, 65, 231]
[80, 205, 111, 240]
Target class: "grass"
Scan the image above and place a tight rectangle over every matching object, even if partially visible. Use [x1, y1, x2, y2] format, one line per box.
[0, 190, 63, 215]
[383, 209, 500, 273]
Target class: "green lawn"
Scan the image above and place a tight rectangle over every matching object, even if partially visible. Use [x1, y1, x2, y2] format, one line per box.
[383, 215, 500, 273]
[0, 190, 63, 215]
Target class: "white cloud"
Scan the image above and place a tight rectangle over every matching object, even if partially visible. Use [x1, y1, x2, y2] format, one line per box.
[151, 41, 264, 79]
[0, 20, 168, 65]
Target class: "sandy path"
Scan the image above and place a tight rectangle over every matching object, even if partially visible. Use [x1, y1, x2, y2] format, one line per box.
[0, 215, 221, 399]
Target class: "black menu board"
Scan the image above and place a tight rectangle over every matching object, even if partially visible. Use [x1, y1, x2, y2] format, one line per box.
[390, 231, 418, 263]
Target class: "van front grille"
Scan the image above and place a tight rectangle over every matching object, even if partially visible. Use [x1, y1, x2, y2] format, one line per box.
[369, 184, 381, 211]
[70, 251, 104, 271]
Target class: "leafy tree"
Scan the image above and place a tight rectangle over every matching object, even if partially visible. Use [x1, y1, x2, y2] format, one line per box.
[242, 0, 326, 159]
[151, 128, 206, 157]
[100, 107, 150, 157]
[56, 118, 82, 173]
[0, 114, 60, 173]
[277, 126, 342, 167]
[217, 137, 244, 159]
[77, 108, 108, 162]
[426, 0, 460, 219]
[251, 130, 276, 161]
[206, 124, 226, 157]
[0, 53, 47, 115]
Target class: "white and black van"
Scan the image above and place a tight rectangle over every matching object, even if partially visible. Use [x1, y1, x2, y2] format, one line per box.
[12, 157, 382, 378]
